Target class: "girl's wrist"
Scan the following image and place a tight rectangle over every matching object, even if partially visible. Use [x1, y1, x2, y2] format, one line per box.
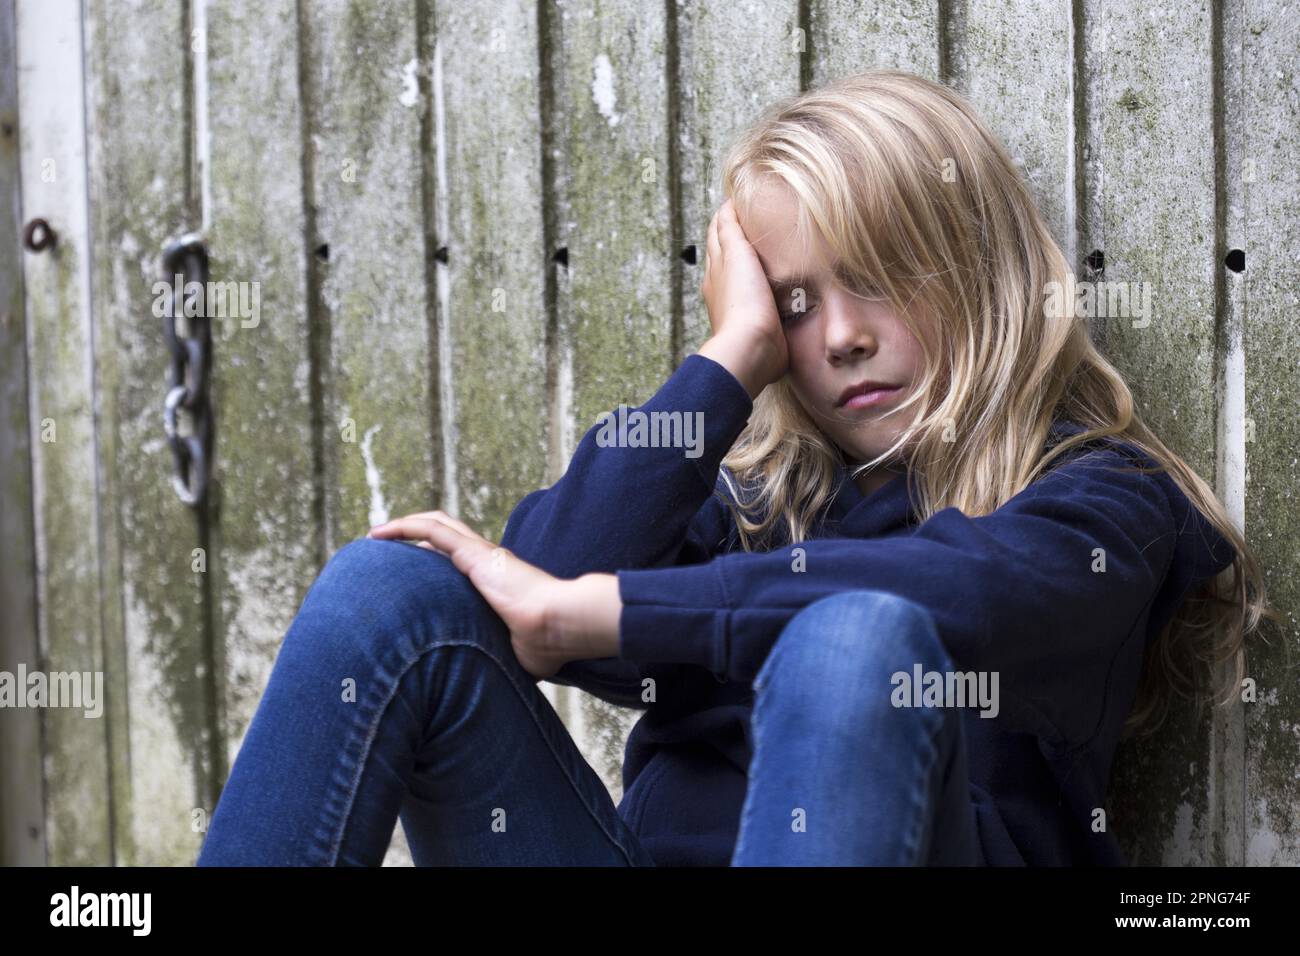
[698, 334, 769, 401]
[545, 573, 623, 661]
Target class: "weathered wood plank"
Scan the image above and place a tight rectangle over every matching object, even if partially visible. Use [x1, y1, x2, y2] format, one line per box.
[545, 0, 676, 796]
[0, 0, 44, 866]
[306, 0, 437, 555]
[438, 0, 547, 544]
[1213, 0, 1249, 868]
[1081, 0, 1228, 865]
[946, 0, 1075, 260]
[83, 0, 216, 866]
[301, 0, 441, 869]
[14, 0, 111, 865]
[1241, 0, 1300, 866]
[676, 0, 800, 357]
[807, 0, 942, 85]
[204, 0, 320, 810]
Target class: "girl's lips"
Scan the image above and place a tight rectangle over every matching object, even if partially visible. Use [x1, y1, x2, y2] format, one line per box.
[841, 386, 901, 410]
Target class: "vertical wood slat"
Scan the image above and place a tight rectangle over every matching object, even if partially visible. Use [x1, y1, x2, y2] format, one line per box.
[433, 0, 565, 781]
[0, 0, 44, 866]
[1081, 0, 1227, 864]
[204, 0, 320, 811]
[675, 0, 801, 358]
[14, 0, 111, 865]
[544, 0, 677, 795]
[299, 0, 441, 868]
[438, 0, 548, 546]
[1241, 0, 1300, 866]
[807, 0, 942, 85]
[946, 0, 1076, 258]
[83, 0, 212, 866]
[1213, 0, 1249, 868]
[306, 0, 437, 555]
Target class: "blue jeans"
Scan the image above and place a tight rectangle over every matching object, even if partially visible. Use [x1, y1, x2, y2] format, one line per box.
[196, 538, 980, 866]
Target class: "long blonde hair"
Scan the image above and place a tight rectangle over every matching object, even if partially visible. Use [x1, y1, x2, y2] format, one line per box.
[716, 69, 1279, 740]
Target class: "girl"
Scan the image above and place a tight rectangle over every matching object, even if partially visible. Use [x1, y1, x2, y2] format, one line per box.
[197, 69, 1272, 867]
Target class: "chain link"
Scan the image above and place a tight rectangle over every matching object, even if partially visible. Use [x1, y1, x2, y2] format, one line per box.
[160, 233, 214, 507]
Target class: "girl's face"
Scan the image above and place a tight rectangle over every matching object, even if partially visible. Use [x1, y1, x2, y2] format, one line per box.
[737, 180, 930, 495]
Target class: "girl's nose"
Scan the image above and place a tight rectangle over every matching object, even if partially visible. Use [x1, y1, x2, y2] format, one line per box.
[823, 293, 877, 364]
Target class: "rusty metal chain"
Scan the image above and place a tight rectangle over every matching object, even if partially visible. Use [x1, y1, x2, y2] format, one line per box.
[160, 233, 214, 507]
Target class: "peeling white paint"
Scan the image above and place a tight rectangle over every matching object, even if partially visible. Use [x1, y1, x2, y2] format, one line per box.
[1219, 312, 1246, 534]
[194, 0, 211, 229]
[399, 57, 419, 108]
[432, 37, 459, 517]
[1063, 10, 1077, 271]
[1247, 796, 1283, 864]
[591, 52, 620, 127]
[556, 332, 575, 471]
[360, 422, 390, 527]
[1160, 800, 1198, 865]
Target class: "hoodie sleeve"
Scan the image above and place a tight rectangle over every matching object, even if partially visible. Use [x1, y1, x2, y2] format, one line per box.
[499, 353, 752, 574]
[615, 444, 1206, 749]
[498, 352, 753, 706]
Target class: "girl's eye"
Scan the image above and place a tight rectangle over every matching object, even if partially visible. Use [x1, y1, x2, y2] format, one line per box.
[779, 299, 818, 324]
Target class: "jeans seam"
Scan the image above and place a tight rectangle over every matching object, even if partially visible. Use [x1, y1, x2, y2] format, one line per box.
[320, 643, 411, 866]
[322, 637, 644, 867]
[731, 688, 767, 863]
[900, 709, 943, 865]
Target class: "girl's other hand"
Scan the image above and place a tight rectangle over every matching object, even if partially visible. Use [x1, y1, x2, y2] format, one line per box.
[698, 197, 788, 400]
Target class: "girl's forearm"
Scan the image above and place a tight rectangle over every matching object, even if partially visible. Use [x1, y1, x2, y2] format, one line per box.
[545, 573, 623, 662]
[697, 333, 770, 401]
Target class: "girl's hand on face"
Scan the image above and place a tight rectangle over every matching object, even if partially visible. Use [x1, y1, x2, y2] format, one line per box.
[366, 512, 571, 682]
[698, 197, 789, 399]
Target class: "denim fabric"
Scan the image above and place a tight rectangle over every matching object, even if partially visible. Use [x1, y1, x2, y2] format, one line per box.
[196, 538, 979, 866]
[731, 589, 980, 866]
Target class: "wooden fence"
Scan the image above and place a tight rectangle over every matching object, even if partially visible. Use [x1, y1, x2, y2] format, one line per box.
[1, 0, 1295, 865]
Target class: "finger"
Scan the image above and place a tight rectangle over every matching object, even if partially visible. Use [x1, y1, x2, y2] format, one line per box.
[379, 517, 493, 577]
[369, 516, 469, 549]
[367, 517, 433, 540]
[370, 509, 477, 541]
[372, 508, 455, 526]
[427, 511, 482, 540]
[716, 198, 746, 247]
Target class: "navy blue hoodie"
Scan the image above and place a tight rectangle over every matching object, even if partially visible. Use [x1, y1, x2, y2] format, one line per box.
[499, 353, 1236, 866]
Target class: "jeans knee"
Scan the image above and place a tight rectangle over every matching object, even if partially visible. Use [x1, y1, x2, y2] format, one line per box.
[753, 590, 950, 707]
[292, 537, 504, 661]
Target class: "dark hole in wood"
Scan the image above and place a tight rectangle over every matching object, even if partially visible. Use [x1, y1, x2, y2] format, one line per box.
[681, 244, 697, 265]
[1085, 249, 1104, 275]
[553, 246, 568, 267]
[1225, 249, 1245, 273]
[432, 245, 448, 264]
[314, 243, 330, 262]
